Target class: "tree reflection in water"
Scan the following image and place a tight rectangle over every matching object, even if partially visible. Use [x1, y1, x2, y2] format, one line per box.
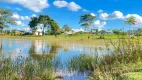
[29, 40, 61, 60]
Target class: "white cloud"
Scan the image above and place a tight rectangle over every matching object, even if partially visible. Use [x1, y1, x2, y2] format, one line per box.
[53, 1, 81, 11]
[15, 20, 25, 26]
[93, 20, 107, 31]
[31, 14, 37, 17]
[98, 9, 103, 13]
[15, 7, 22, 11]
[90, 13, 96, 17]
[23, 27, 30, 32]
[99, 11, 124, 20]
[99, 13, 109, 20]
[12, 13, 30, 21]
[124, 14, 142, 26]
[111, 11, 123, 19]
[53, 0, 68, 8]
[72, 28, 84, 32]
[67, 2, 81, 11]
[20, 16, 30, 20]
[1, 0, 49, 12]
[11, 13, 20, 20]
[82, 9, 89, 12]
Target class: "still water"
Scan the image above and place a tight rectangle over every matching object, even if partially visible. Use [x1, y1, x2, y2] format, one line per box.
[0, 38, 106, 80]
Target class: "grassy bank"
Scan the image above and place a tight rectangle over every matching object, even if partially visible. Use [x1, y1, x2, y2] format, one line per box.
[0, 34, 142, 44]
[67, 37, 142, 80]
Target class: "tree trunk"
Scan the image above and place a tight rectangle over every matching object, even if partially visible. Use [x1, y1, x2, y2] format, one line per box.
[42, 28, 44, 36]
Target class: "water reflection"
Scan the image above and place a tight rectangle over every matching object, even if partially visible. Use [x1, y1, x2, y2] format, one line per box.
[1, 38, 105, 80]
[29, 40, 61, 60]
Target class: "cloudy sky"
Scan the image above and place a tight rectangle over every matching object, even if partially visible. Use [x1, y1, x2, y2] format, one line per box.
[0, 0, 142, 31]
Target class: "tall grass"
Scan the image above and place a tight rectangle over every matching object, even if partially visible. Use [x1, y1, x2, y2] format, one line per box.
[67, 37, 142, 80]
[0, 55, 61, 80]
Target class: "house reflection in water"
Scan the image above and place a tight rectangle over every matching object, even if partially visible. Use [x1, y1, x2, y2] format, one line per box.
[29, 40, 61, 59]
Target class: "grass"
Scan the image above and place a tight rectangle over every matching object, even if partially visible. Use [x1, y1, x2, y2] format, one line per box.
[67, 36, 142, 80]
[0, 55, 60, 80]
[1, 34, 142, 45]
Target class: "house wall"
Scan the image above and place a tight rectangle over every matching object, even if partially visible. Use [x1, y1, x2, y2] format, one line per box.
[33, 31, 43, 36]
[39, 32, 42, 36]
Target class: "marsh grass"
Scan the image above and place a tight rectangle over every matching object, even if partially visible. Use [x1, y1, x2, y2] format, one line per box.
[67, 36, 142, 80]
[0, 56, 59, 80]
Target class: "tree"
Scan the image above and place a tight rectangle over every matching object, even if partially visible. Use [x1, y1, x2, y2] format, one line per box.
[79, 14, 96, 31]
[124, 16, 136, 35]
[0, 8, 15, 34]
[28, 17, 38, 31]
[113, 30, 121, 35]
[38, 15, 51, 36]
[62, 24, 71, 32]
[50, 20, 61, 35]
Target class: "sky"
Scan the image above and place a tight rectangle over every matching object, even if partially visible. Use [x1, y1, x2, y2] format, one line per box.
[0, 0, 142, 31]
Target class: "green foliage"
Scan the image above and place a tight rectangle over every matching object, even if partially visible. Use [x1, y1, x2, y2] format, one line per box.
[28, 14, 61, 35]
[79, 14, 96, 31]
[28, 17, 38, 31]
[0, 8, 15, 32]
[125, 16, 136, 25]
[50, 20, 62, 35]
[67, 37, 142, 80]
[99, 30, 106, 34]
[135, 28, 142, 36]
[0, 56, 57, 80]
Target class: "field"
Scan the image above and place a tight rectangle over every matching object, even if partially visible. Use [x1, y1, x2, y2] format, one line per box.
[0, 34, 141, 44]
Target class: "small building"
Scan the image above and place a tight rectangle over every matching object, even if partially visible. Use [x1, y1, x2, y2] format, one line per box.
[32, 30, 43, 36]
[64, 30, 75, 35]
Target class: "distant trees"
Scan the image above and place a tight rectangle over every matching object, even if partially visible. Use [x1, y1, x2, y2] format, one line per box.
[62, 24, 71, 31]
[79, 14, 96, 31]
[135, 28, 142, 36]
[113, 30, 127, 35]
[0, 8, 15, 33]
[28, 14, 61, 36]
[113, 30, 121, 35]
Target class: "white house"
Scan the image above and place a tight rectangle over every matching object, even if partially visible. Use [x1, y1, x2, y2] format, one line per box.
[32, 29, 43, 36]
[64, 30, 75, 35]
[32, 24, 44, 36]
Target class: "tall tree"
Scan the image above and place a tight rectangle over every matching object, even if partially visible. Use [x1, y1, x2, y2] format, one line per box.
[62, 24, 71, 31]
[38, 15, 51, 36]
[28, 17, 38, 31]
[50, 20, 61, 35]
[0, 8, 15, 34]
[79, 14, 96, 31]
[124, 16, 136, 35]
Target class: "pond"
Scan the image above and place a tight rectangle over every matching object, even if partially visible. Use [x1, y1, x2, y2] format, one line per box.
[0, 38, 106, 80]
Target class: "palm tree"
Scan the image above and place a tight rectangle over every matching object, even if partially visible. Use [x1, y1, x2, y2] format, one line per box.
[124, 16, 136, 36]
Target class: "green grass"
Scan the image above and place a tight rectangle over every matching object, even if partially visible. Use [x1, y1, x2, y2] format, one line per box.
[67, 37, 142, 80]
[1, 34, 142, 45]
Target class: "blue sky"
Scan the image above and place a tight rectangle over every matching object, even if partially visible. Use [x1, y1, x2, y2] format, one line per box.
[0, 0, 142, 31]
